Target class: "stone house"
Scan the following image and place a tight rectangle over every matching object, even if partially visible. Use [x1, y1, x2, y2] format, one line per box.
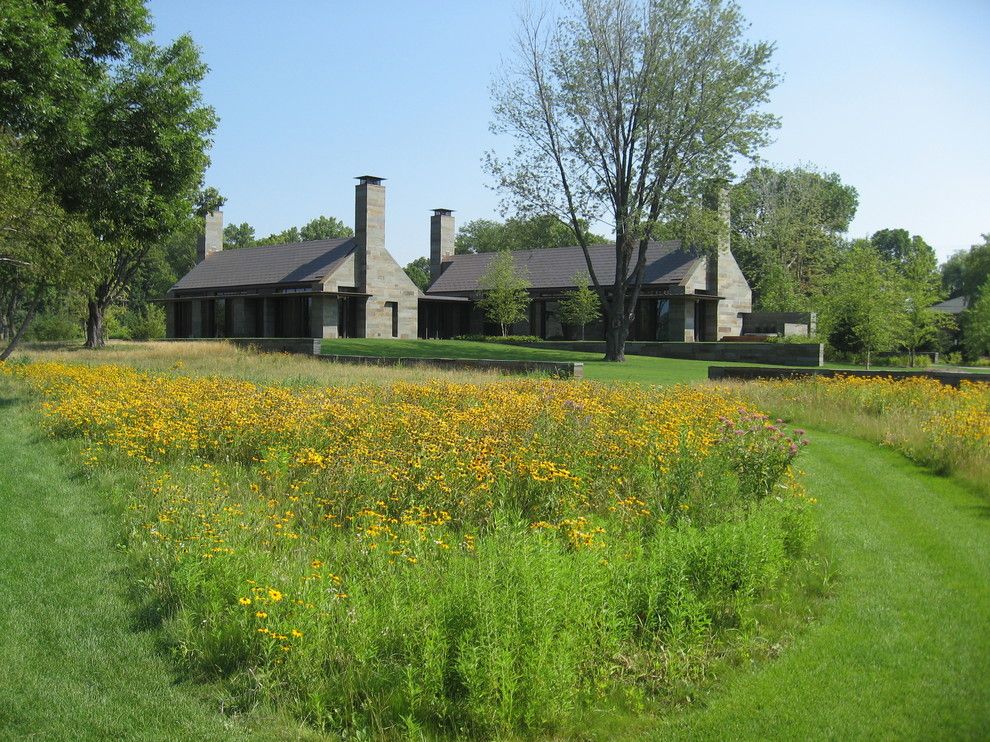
[165, 176, 420, 339]
[165, 176, 751, 343]
[421, 192, 752, 341]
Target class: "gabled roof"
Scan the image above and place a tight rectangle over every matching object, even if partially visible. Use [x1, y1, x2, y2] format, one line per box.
[171, 238, 356, 292]
[426, 241, 700, 295]
[932, 295, 969, 314]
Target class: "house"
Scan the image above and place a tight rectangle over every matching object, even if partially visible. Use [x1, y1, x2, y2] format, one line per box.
[165, 176, 752, 343]
[165, 176, 421, 340]
[932, 296, 969, 315]
[421, 191, 752, 341]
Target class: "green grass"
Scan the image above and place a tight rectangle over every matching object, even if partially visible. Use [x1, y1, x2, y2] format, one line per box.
[3, 348, 989, 738]
[0, 387, 317, 741]
[322, 338, 725, 385]
[648, 430, 990, 739]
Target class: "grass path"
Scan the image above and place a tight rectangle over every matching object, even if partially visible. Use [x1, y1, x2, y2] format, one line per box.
[2, 383, 988, 738]
[652, 430, 990, 740]
[0, 395, 314, 741]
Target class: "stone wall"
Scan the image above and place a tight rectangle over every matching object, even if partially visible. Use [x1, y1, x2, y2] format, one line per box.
[355, 178, 419, 339]
[504, 340, 824, 367]
[318, 354, 583, 378]
[741, 312, 817, 336]
[708, 365, 990, 387]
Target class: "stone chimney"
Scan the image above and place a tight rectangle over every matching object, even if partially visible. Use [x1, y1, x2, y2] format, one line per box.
[355, 175, 386, 292]
[197, 210, 223, 262]
[430, 208, 455, 282]
[703, 183, 730, 290]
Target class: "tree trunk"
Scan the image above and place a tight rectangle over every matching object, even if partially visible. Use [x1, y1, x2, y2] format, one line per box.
[603, 291, 628, 361]
[865, 348, 871, 370]
[0, 288, 43, 362]
[85, 299, 106, 349]
[581, 324, 585, 341]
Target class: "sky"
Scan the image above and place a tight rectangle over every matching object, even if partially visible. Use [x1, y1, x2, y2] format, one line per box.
[148, 0, 990, 266]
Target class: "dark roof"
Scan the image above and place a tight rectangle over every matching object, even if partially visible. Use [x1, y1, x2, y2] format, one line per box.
[932, 295, 969, 314]
[171, 238, 356, 292]
[426, 241, 700, 294]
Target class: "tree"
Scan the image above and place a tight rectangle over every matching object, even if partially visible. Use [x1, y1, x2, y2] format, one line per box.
[300, 215, 353, 241]
[961, 278, 990, 361]
[489, 0, 779, 360]
[821, 241, 907, 369]
[559, 273, 602, 339]
[404, 257, 431, 291]
[730, 166, 858, 309]
[455, 214, 607, 254]
[871, 229, 946, 366]
[0, 136, 96, 359]
[477, 251, 531, 336]
[224, 222, 256, 249]
[942, 235, 990, 302]
[80, 36, 217, 347]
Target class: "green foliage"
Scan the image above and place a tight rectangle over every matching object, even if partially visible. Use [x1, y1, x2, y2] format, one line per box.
[962, 279, 990, 360]
[476, 251, 531, 336]
[455, 214, 606, 254]
[730, 166, 858, 310]
[223, 222, 256, 249]
[25, 311, 85, 341]
[299, 215, 353, 241]
[231, 215, 354, 249]
[0, 135, 97, 358]
[558, 273, 601, 339]
[404, 256, 431, 291]
[942, 234, 990, 302]
[820, 240, 907, 368]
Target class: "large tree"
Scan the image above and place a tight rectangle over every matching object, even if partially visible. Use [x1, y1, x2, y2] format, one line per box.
[942, 234, 990, 302]
[0, 136, 96, 359]
[821, 240, 907, 369]
[0, 1, 217, 349]
[870, 229, 946, 366]
[79, 36, 217, 347]
[488, 0, 779, 360]
[730, 166, 858, 309]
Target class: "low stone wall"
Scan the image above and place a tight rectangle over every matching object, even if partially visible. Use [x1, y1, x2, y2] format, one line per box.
[504, 340, 823, 367]
[227, 338, 322, 355]
[161, 337, 322, 355]
[318, 354, 583, 378]
[707, 366, 990, 387]
[741, 311, 816, 336]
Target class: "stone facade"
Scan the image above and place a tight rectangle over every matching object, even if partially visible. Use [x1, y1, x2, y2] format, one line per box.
[354, 177, 420, 339]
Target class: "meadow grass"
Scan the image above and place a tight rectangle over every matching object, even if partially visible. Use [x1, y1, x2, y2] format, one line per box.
[3, 358, 818, 738]
[735, 375, 990, 497]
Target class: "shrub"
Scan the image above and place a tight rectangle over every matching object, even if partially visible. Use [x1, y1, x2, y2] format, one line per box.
[25, 312, 84, 341]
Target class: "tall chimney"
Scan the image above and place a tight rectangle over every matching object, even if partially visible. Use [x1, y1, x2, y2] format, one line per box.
[355, 175, 386, 292]
[430, 208, 455, 283]
[703, 182, 730, 290]
[197, 210, 223, 262]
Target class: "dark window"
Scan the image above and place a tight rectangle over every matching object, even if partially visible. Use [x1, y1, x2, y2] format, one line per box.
[386, 301, 398, 337]
[656, 299, 670, 341]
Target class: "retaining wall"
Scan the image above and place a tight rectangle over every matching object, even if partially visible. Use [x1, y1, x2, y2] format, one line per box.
[505, 340, 823, 367]
[318, 354, 583, 378]
[708, 366, 990, 387]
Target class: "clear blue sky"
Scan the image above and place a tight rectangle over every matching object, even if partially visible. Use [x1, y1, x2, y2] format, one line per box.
[149, 0, 989, 265]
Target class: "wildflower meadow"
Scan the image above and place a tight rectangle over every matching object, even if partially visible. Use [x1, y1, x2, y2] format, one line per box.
[3, 360, 816, 736]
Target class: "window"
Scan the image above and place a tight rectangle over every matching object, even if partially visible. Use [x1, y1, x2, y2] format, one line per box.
[386, 301, 398, 338]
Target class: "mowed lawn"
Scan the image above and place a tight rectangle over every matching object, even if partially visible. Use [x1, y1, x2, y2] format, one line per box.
[322, 338, 727, 385]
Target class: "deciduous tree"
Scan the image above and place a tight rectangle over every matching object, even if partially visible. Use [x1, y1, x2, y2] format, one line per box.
[559, 273, 602, 339]
[403, 257, 431, 291]
[821, 241, 906, 369]
[489, 0, 779, 360]
[455, 214, 606, 254]
[477, 251, 531, 336]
